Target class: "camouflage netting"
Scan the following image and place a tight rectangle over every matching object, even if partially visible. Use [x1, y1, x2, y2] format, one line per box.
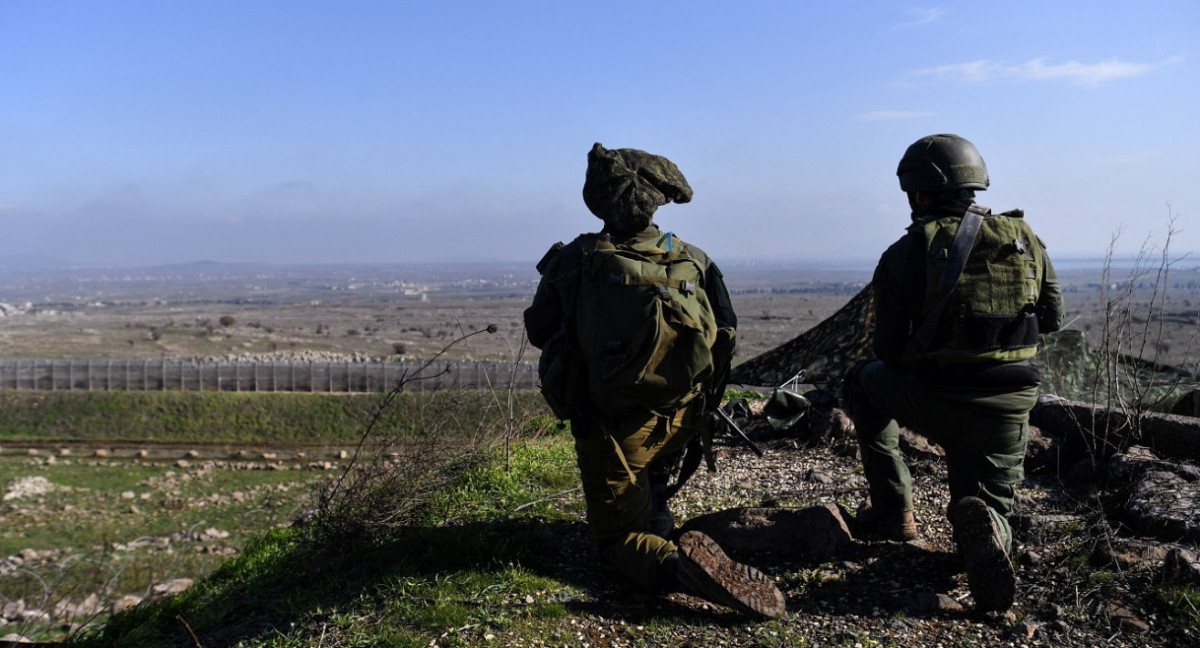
[729, 285, 876, 391]
[729, 285, 1200, 414]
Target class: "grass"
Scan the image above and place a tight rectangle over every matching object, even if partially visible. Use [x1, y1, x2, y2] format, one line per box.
[70, 437, 585, 648]
[0, 387, 552, 643]
[0, 390, 549, 445]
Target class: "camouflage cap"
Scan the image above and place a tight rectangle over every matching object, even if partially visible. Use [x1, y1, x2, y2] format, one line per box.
[582, 143, 693, 229]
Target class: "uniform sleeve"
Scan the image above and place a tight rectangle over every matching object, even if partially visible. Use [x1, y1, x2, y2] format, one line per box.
[696, 254, 736, 400]
[871, 235, 922, 365]
[704, 260, 737, 334]
[1036, 245, 1065, 335]
[523, 249, 571, 350]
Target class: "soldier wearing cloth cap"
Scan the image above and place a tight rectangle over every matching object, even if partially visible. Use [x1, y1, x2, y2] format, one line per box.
[524, 143, 785, 618]
[842, 134, 1065, 612]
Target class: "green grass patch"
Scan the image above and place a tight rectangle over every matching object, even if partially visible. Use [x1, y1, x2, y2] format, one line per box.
[0, 390, 550, 444]
[70, 438, 584, 648]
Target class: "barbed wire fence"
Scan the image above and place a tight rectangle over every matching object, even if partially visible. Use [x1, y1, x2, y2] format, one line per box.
[0, 359, 539, 393]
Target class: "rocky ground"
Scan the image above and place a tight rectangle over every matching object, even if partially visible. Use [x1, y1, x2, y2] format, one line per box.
[4, 399, 1199, 646]
[517, 400, 1200, 648]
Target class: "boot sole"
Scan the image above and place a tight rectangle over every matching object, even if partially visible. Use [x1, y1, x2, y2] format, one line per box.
[953, 497, 1016, 612]
[677, 530, 786, 619]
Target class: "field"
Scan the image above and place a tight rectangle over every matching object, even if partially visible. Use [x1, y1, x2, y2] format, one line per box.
[2, 258, 1200, 645]
[4, 259, 1199, 370]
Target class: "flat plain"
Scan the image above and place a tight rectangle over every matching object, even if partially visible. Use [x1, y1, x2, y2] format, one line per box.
[3, 258, 1200, 645]
[2, 259, 1199, 372]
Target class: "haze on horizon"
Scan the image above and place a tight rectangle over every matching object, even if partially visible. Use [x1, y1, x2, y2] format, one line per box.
[2, 2, 1198, 269]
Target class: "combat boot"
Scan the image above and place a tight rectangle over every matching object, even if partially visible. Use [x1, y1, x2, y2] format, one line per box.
[854, 500, 919, 542]
[950, 496, 1016, 612]
[667, 530, 786, 619]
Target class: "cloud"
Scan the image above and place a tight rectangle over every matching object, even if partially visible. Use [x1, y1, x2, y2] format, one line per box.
[854, 110, 936, 122]
[895, 7, 944, 29]
[914, 56, 1179, 86]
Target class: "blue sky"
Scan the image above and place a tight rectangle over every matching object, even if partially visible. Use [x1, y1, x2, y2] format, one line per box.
[2, 1, 1198, 268]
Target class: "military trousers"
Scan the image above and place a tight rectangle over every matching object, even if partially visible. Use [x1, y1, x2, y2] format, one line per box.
[847, 360, 1037, 552]
[571, 404, 703, 590]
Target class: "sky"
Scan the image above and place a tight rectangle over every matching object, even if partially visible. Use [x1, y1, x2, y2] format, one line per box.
[2, 1, 1199, 269]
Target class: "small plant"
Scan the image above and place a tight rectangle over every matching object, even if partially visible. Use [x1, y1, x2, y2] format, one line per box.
[302, 325, 502, 548]
[218, 315, 237, 327]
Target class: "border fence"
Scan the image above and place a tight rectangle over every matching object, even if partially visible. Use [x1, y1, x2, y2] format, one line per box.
[0, 359, 539, 393]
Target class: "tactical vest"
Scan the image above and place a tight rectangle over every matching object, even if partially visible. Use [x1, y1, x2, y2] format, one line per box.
[917, 208, 1044, 364]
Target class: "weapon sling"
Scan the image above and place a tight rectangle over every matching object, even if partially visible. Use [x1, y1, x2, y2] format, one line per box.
[900, 204, 988, 366]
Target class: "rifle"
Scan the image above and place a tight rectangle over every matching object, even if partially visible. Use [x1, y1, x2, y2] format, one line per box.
[713, 405, 764, 457]
[664, 397, 764, 499]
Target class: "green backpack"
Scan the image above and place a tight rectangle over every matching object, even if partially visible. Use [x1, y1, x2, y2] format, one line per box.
[916, 208, 1045, 364]
[540, 232, 719, 418]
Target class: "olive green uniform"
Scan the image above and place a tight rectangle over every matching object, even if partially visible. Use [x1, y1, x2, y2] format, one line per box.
[525, 223, 736, 589]
[846, 202, 1064, 552]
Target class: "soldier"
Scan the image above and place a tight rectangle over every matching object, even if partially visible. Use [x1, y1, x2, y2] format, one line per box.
[524, 143, 785, 619]
[842, 134, 1064, 612]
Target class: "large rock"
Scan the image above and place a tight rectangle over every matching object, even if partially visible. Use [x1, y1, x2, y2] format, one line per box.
[1162, 547, 1200, 585]
[1109, 446, 1200, 543]
[679, 503, 852, 562]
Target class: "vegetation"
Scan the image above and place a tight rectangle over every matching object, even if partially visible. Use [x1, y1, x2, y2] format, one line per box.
[69, 436, 582, 648]
[0, 390, 546, 445]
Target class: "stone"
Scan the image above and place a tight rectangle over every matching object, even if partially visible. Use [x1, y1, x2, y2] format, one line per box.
[680, 504, 852, 562]
[1162, 547, 1200, 585]
[111, 594, 144, 614]
[150, 578, 194, 597]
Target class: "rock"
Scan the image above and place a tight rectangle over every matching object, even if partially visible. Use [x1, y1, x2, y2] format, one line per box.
[3, 476, 55, 501]
[1110, 447, 1200, 542]
[201, 527, 229, 540]
[1162, 547, 1200, 585]
[150, 578, 194, 597]
[1093, 538, 1171, 571]
[680, 504, 852, 562]
[111, 594, 143, 614]
[1011, 619, 1040, 640]
[804, 469, 835, 484]
[1024, 425, 1066, 474]
[2, 599, 25, 621]
[899, 427, 943, 459]
[1102, 602, 1151, 633]
[901, 591, 964, 614]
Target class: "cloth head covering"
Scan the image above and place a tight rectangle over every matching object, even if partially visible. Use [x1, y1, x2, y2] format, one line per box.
[582, 142, 692, 232]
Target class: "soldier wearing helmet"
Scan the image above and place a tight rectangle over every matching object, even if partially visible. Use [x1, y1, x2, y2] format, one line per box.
[842, 134, 1064, 612]
[524, 143, 785, 619]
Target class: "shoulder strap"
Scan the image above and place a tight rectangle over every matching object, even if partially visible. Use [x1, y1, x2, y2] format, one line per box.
[900, 204, 988, 365]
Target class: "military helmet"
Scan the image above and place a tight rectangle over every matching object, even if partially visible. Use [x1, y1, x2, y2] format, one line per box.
[896, 134, 989, 192]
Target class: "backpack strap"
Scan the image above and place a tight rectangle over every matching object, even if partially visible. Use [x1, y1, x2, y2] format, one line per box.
[901, 204, 988, 366]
